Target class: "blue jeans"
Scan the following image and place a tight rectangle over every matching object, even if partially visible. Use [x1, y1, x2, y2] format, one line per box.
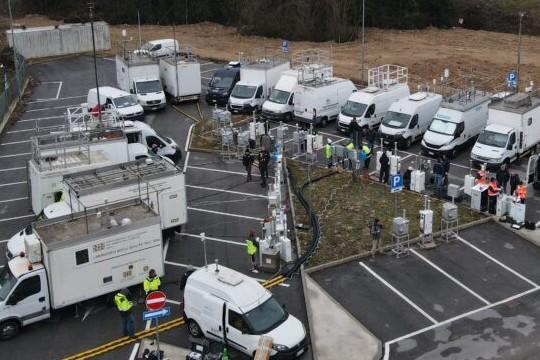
[121, 311, 135, 337]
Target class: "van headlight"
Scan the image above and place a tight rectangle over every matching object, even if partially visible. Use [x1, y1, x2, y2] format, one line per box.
[272, 344, 289, 352]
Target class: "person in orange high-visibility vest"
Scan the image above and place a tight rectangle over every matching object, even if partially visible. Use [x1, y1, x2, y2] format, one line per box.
[514, 181, 528, 204]
[487, 177, 500, 214]
[475, 169, 487, 185]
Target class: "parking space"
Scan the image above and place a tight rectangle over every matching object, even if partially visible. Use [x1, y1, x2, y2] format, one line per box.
[312, 221, 540, 358]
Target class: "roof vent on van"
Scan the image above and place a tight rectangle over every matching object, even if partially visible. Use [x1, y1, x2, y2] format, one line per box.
[363, 87, 379, 93]
[504, 92, 532, 109]
[409, 92, 428, 101]
[217, 272, 244, 286]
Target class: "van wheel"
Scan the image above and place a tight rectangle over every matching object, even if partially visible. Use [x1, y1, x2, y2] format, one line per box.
[0, 320, 20, 340]
[187, 319, 203, 338]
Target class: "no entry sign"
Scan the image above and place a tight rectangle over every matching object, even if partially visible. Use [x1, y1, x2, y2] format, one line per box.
[145, 290, 166, 311]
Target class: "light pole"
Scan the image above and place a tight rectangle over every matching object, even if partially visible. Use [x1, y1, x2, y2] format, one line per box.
[516, 11, 525, 92]
[360, 0, 366, 84]
[88, 2, 102, 122]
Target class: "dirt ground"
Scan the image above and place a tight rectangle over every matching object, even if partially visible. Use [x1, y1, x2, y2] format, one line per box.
[288, 161, 485, 268]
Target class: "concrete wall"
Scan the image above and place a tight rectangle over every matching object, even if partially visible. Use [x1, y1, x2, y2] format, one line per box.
[5, 22, 111, 59]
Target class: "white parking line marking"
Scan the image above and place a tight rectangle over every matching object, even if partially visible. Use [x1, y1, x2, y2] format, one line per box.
[166, 299, 182, 305]
[0, 181, 27, 187]
[165, 261, 289, 287]
[26, 95, 86, 104]
[201, 68, 217, 74]
[0, 239, 8, 243]
[0, 197, 28, 203]
[128, 343, 140, 360]
[179, 232, 245, 246]
[384, 286, 540, 358]
[201, 76, 212, 80]
[55, 82, 63, 99]
[0, 153, 31, 159]
[0, 214, 35, 223]
[0, 166, 26, 172]
[26, 104, 72, 113]
[19, 115, 64, 123]
[359, 261, 438, 324]
[7, 128, 34, 134]
[187, 207, 264, 221]
[457, 235, 539, 288]
[200, 62, 215, 67]
[0, 140, 31, 146]
[186, 165, 267, 178]
[186, 185, 268, 198]
[410, 249, 491, 305]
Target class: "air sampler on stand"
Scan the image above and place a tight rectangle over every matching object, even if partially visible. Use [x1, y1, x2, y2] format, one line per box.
[419, 195, 436, 249]
[258, 139, 294, 273]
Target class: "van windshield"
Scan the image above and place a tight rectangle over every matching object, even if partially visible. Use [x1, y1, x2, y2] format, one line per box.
[136, 80, 162, 94]
[244, 297, 288, 334]
[429, 119, 457, 136]
[341, 101, 367, 117]
[113, 95, 139, 109]
[156, 132, 172, 144]
[268, 89, 290, 104]
[0, 266, 17, 301]
[209, 74, 234, 89]
[477, 130, 508, 148]
[231, 85, 256, 99]
[382, 111, 411, 129]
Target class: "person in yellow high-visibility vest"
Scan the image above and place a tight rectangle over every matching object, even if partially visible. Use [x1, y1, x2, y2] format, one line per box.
[325, 139, 333, 168]
[114, 288, 135, 337]
[143, 269, 161, 295]
[246, 230, 259, 273]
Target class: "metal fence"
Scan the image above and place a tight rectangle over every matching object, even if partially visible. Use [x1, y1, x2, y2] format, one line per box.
[0, 53, 28, 133]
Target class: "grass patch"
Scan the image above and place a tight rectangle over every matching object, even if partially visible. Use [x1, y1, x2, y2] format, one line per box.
[190, 112, 252, 151]
[288, 161, 485, 268]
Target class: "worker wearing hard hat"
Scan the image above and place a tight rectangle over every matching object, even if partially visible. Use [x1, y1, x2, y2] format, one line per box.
[143, 269, 161, 295]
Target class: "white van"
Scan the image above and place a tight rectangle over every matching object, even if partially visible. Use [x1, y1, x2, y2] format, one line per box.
[338, 64, 409, 133]
[421, 90, 491, 158]
[379, 92, 443, 148]
[87, 86, 144, 121]
[184, 265, 308, 358]
[137, 39, 179, 58]
[261, 69, 299, 121]
[128, 121, 182, 163]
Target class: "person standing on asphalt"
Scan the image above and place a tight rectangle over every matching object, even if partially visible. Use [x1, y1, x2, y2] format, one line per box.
[257, 149, 270, 187]
[433, 158, 445, 197]
[496, 164, 510, 193]
[246, 230, 259, 273]
[350, 117, 362, 149]
[369, 218, 383, 258]
[143, 269, 161, 295]
[367, 127, 376, 151]
[379, 150, 390, 184]
[441, 155, 450, 186]
[515, 181, 528, 204]
[487, 177, 500, 214]
[114, 288, 135, 338]
[242, 148, 254, 182]
[510, 173, 521, 196]
[325, 139, 333, 168]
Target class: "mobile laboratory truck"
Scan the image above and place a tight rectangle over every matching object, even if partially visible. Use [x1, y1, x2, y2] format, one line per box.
[28, 129, 148, 215]
[159, 54, 202, 103]
[228, 58, 290, 114]
[116, 53, 166, 111]
[338, 64, 410, 133]
[7, 157, 187, 259]
[471, 92, 540, 168]
[421, 89, 491, 158]
[379, 92, 443, 148]
[293, 65, 356, 126]
[0, 199, 163, 340]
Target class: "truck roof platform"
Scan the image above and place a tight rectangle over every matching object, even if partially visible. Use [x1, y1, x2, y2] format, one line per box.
[442, 89, 492, 112]
[34, 200, 158, 247]
[245, 58, 289, 70]
[64, 158, 178, 194]
[118, 53, 157, 67]
[490, 92, 540, 114]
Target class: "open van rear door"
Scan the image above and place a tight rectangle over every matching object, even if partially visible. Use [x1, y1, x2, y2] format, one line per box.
[527, 153, 540, 189]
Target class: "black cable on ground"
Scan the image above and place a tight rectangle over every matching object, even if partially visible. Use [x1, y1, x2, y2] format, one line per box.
[280, 167, 338, 277]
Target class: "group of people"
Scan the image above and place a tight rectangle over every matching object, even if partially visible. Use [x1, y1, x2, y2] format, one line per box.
[242, 147, 271, 187]
[475, 165, 528, 214]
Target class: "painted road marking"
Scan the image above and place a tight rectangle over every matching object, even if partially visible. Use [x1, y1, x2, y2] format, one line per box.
[187, 207, 264, 221]
[26, 104, 72, 113]
[0, 167, 26, 172]
[410, 249, 490, 305]
[186, 184, 268, 198]
[456, 235, 539, 288]
[0, 214, 35, 223]
[0, 181, 27, 187]
[359, 261, 438, 324]
[19, 115, 64, 123]
[186, 165, 271, 178]
[0, 197, 28, 203]
[26, 95, 86, 104]
[7, 128, 35, 134]
[0, 153, 31, 159]
[0, 140, 31, 146]
[179, 232, 245, 246]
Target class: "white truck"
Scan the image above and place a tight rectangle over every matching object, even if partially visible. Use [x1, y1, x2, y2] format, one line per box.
[379, 92, 443, 148]
[116, 54, 166, 111]
[0, 200, 163, 340]
[28, 129, 148, 214]
[471, 92, 540, 168]
[338, 64, 410, 133]
[7, 157, 187, 260]
[184, 264, 308, 358]
[421, 89, 491, 158]
[293, 65, 356, 126]
[228, 58, 290, 114]
[159, 54, 201, 103]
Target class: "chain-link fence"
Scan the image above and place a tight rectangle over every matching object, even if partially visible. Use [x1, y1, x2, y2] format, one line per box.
[0, 53, 28, 133]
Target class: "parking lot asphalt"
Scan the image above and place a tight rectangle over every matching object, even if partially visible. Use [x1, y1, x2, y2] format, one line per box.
[0, 56, 312, 359]
[312, 221, 540, 359]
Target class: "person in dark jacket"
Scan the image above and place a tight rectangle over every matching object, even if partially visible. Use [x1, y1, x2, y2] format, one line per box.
[257, 149, 270, 187]
[379, 150, 390, 184]
[242, 148, 254, 182]
[510, 173, 521, 196]
[441, 155, 450, 185]
[350, 117, 363, 149]
[404, 167, 413, 190]
[367, 127, 377, 151]
[496, 164, 510, 193]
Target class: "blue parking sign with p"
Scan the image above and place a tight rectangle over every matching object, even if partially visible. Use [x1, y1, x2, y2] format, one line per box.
[507, 71, 517, 88]
[282, 40, 289, 53]
[390, 174, 403, 193]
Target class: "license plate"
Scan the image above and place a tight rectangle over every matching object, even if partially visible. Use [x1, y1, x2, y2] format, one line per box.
[296, 348, 305, 357]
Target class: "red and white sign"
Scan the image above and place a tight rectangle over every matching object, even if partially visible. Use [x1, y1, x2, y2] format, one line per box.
[145, 290, 167, 311]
